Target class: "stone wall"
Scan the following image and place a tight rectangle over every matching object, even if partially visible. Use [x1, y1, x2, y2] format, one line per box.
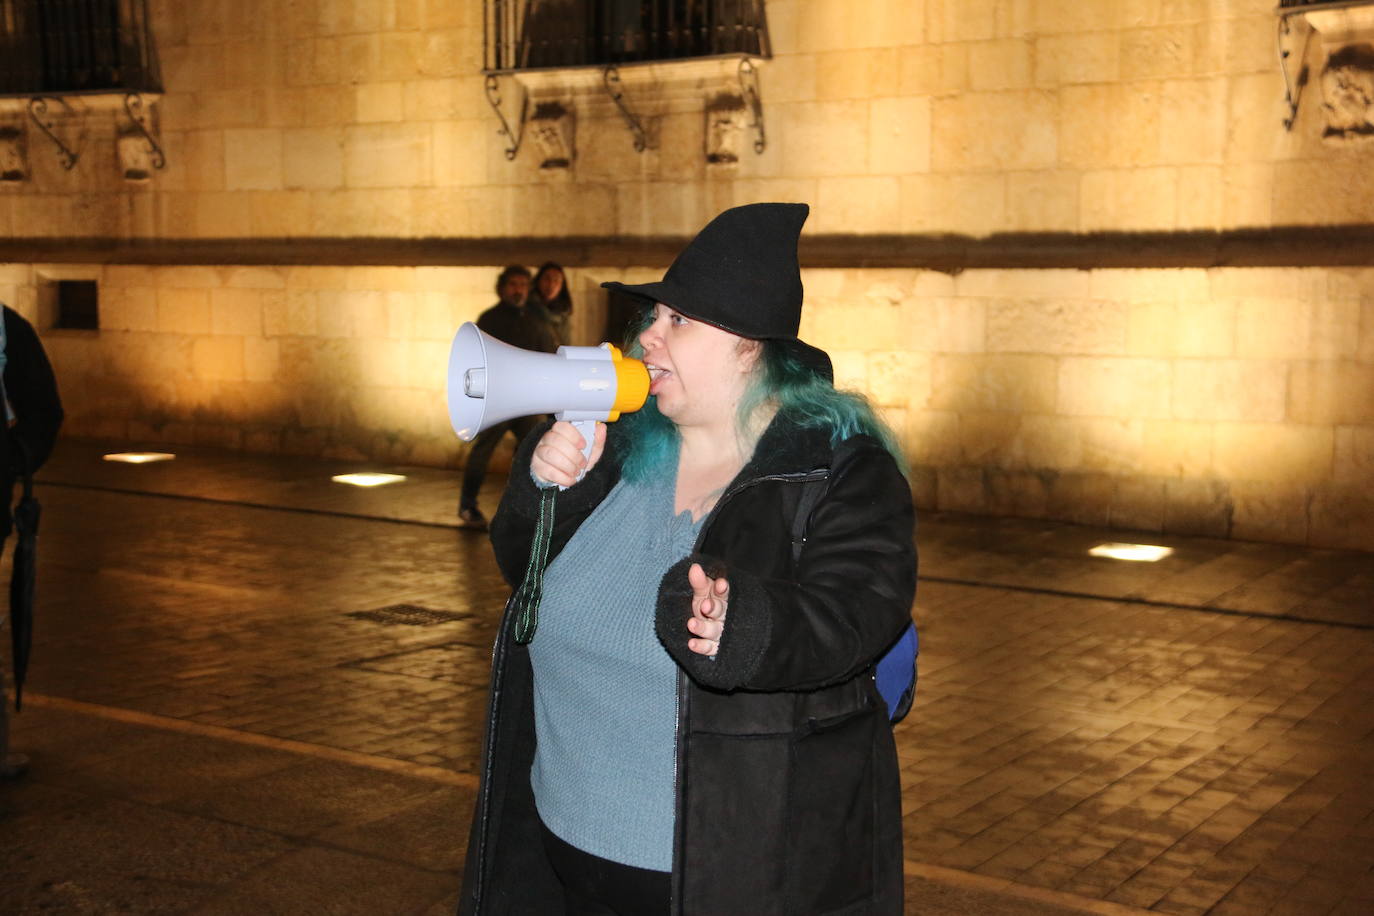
[11, 260, 1373, 550]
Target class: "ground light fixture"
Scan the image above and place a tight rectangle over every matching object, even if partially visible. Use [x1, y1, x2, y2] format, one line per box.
[330, 472, 407, 487]
[102, 452, 176, 463]
[1088, 543, 1174, 562]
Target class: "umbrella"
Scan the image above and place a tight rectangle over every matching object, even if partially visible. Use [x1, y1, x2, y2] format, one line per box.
[9, 469, 38, 712]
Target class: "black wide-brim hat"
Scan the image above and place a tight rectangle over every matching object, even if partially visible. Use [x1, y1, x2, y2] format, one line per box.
[602, 202, 833, 381]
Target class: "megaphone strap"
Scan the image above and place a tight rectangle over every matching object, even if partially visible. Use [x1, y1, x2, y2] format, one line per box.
[511, 486, 558, 645]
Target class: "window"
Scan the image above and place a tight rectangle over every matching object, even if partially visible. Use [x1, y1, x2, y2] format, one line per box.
[0, 0, 162, 97]
[485, 0, 770, 72]
[55, 280, 99, 330]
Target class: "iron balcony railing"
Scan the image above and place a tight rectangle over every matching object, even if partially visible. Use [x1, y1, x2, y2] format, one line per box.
[485, 0, 770, 72]
[0, 0, 162, 97]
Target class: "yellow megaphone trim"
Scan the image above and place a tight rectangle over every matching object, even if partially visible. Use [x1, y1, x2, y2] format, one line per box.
[606, 345, 649, 422]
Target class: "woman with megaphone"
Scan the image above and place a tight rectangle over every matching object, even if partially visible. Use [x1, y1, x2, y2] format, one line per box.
[459, 203, 917, 916]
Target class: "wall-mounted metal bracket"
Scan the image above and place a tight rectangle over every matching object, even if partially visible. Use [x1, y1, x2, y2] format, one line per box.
[485, 73, 526, 160]
[1276, 13, 1314, 130]
[122, 92, 166, 169]
[738, 58, 766, 154]
[602, 66, 647, 153]
[27, 97, 77, 169]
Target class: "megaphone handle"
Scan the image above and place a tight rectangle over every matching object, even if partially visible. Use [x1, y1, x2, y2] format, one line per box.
[568, 419, 597, 488]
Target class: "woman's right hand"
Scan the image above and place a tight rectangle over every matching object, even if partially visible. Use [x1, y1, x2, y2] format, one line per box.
[530, 421, 606, 488]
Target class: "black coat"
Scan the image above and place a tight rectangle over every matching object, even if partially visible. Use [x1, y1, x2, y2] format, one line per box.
[460, 414, 917, 915]
[0, 306, 64, 535]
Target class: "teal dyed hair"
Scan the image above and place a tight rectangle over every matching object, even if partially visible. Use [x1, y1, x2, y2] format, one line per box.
[616, 308, 906, 483]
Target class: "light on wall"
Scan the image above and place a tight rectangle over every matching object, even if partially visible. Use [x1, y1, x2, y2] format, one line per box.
[103, 452, 175, 463]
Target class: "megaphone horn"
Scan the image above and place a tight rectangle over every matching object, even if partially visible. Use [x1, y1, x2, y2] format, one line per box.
[446, 322, 650, 459]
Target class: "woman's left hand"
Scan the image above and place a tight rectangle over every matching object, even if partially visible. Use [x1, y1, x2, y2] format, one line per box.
[687, 562, 728, 657]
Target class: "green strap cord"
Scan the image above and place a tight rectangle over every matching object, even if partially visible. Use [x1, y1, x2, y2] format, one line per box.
[511, 486, 558, 645]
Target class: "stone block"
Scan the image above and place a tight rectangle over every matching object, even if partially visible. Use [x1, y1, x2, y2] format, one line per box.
[926, 0, 998, 43]
[956, 269, 1090, 300]
[815, 48, 899, 100]
[224, 129, 284, 191]
[1046, 472, 1114, 527]
[100, 287, 159, 333]
[777, 101, 870, 178]
[1127, 300, 1235, 358]
[968, 39, 1033, 91]
[210, 288, 267, 337]
[1309, 484, 1374, 551]
[1176, 165, 1222, 229]
[192, 336, 245, 382]
[180, 130, 227, 193]
[900, 173, 1007, 236]
[905, 410, 961, 466]
[1309, 301, 1362, 360]
[1004, 170, 1080, 232]
[905, 298, 986, 353]
[898, 43, 969, 95]
[1334, 426, 1374, 484]
[1121, 25, 1197, 81]
[1059, 83, 1161, 169]
[1220, 162, 1273, 227]
[1034, 32, 1118, 87]
[931, 91, 1058, 171]
[1362, 302, 1374, 363]
[866, 350, 931, 408]
[1109, 475, 1166, 533]
[931, 354, 1058, 413]
[344, 123, 432, 190]
[1140, 419, 1214, 477]
[196, 191, 256, 237]
[957, 411, 1022, 464]
[815, 177, 903, 233]
[908, 464, 937, 510]
[868, 97, 932, 176]
[1057, 357, 1172, 419]
[1288, 362, 1374, 425]
[1272, 158, 1374, 226]
[1162, 478, 1232, 538]
[987, 299, 1128, 355]
[1172, 359, 1286, 423]
[1080, 418, 1147, 473]
[1079, 167, 1178, 232]
[807, 299, 905, 351]
[985, 469, 1052, 517]
[244, 337, 280, 383]
[403, 78, 484, 123]
[1214, 422, 1334, 484]
[1160, 79, 1225, 164]
[1007, 414, 1083, 470]
[1229, 481, 1309, 546]
[158, 288, 212, 335]
[377, 32, 423, 82]
[936, 466, 988, 514]
[283, 128, 345, 190]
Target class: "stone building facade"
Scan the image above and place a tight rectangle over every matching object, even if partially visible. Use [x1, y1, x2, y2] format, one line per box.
[1, 0, 1371, 549]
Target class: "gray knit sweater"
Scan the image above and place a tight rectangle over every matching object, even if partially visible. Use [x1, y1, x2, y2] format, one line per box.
[528, 472, 702, 872]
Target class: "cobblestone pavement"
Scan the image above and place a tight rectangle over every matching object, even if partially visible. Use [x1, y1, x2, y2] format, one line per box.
[3, 438, 1372, 914]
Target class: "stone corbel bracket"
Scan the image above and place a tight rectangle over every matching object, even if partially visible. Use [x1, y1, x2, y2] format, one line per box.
[490, 55, 767, 165]
[120, 93, 167, 180]
[1277, 1, 1374, 138]
[0, 121, 27, 183]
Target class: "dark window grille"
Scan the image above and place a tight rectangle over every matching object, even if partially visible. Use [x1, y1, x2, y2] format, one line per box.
[0, 0, 162, 97]
[485, 0, 770, 72]
[55, 280, 99, 330]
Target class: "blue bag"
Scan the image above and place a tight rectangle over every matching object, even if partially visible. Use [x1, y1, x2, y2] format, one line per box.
[791, 466, 918, 724]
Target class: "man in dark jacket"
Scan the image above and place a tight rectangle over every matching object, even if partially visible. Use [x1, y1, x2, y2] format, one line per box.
[1, 304, 64, 780]
[457, 265, 559, 530]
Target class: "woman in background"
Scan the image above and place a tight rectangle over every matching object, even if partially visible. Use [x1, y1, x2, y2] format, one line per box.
[529, 261, 573, 347]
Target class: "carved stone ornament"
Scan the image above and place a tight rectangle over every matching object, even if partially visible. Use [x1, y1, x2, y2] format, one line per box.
[530, 101, 574, 169]
[704, 94, 747, 165]
[0, 125, 26, 182]
[1321, 43, 1374, 138]
[117, 129, 155, 182]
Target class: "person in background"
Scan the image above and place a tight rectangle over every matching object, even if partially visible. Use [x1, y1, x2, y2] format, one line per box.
[528, 262, 574, 348]
[0, 304, 63, 780]
[458, 266, 559, 531]
[459, 204, 916, 914]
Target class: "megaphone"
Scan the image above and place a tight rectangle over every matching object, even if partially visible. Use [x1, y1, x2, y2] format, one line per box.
[446, 322, 650, 460]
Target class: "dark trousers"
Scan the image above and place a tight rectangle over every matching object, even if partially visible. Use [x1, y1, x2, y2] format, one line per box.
[459, 415, 544, 509]
[539, 820, 671, 915]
